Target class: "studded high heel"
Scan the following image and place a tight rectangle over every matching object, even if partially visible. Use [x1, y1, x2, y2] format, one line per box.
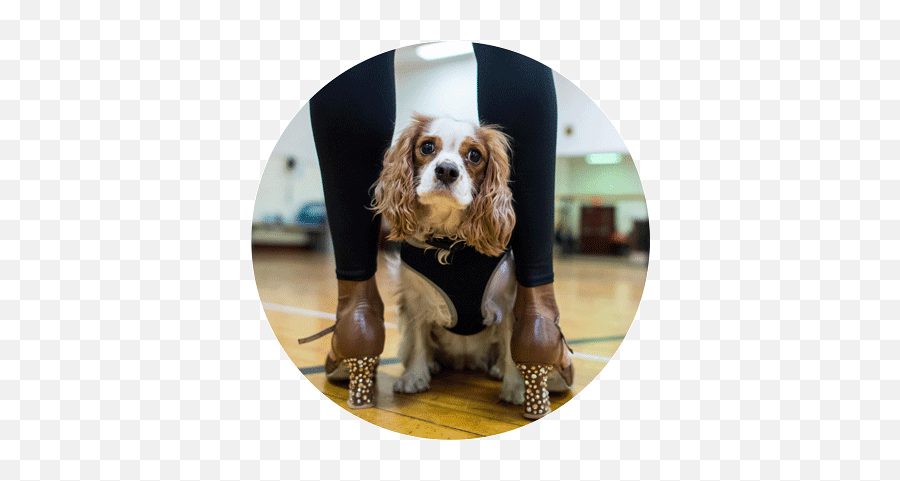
[511, 282, 574, 420]
[299, 277, 385, 409]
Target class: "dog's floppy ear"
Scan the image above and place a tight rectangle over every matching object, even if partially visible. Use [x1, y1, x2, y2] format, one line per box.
[461, 125, 515, 256]
[372, 114, 430, 240]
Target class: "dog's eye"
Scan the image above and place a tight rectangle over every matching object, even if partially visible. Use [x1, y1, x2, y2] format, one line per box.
[467, 149, 482, 164]
[420, 142, 435, 155]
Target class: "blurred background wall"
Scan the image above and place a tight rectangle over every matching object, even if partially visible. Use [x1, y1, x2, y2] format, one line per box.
[253, 42, 648, 261]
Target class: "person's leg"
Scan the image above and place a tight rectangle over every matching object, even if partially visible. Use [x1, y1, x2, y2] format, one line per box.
[472, 43, 556, 287]
[310, 50, 396, 281]
[309, 51, 396, 407]
[473, 43, 572, 419]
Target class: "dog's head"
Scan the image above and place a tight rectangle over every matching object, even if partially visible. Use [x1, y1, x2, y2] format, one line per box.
[372, 113, 515, 256]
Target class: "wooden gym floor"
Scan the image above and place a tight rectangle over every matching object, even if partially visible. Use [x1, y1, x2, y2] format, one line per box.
[254, 246, 647, 439]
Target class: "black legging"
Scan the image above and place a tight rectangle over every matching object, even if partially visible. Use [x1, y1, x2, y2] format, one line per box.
[310, 43, 557, 288]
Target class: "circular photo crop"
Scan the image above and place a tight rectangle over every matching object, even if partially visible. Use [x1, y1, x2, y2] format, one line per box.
[252, 42, 649, 439]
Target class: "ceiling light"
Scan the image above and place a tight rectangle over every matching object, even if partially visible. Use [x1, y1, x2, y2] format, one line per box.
[415, 42, 473, 61]
[585, 153, 622, 165]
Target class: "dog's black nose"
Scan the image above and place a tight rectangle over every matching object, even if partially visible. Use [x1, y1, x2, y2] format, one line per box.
[434, 162, 459, 184]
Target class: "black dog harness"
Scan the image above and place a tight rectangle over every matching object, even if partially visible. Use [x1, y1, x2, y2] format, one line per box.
[400, 238, 508, 336]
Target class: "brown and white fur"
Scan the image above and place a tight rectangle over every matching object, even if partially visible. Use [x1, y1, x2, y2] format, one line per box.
[372, 113, 525, 404]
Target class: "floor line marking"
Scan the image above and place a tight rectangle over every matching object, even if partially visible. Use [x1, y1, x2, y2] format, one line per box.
[262, 302, 335, 320]
[300, 357, 401, 375]
[263, 302, 401, 330]
[264, 301, 626, 341]
[299, 351, 611, 373]
[567, 335, 626, 344]
[571, 352, 612, 362]
[264, 301, 621, 365]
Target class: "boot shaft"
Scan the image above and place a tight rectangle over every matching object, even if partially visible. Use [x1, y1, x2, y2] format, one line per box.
[511, 283, 562, 364]
[332, 278, 386, 359]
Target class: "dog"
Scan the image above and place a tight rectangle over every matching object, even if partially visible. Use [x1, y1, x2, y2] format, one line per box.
[371, 113, 525, 404]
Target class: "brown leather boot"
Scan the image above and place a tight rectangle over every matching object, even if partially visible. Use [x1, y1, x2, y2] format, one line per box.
[324, 277, 385, 409]
[511, 282, 574, 419]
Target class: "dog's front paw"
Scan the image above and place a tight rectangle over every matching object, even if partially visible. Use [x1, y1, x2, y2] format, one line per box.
[499, 375, 525, 405]
[393, 370, 431, 393]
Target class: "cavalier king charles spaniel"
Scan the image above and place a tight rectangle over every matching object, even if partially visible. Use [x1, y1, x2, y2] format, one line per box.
[372, 113, 526, 404]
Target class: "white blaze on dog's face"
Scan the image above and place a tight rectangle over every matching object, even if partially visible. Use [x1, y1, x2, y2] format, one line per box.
[414, 117, 480, 209]
[372, 113, 516, 257]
